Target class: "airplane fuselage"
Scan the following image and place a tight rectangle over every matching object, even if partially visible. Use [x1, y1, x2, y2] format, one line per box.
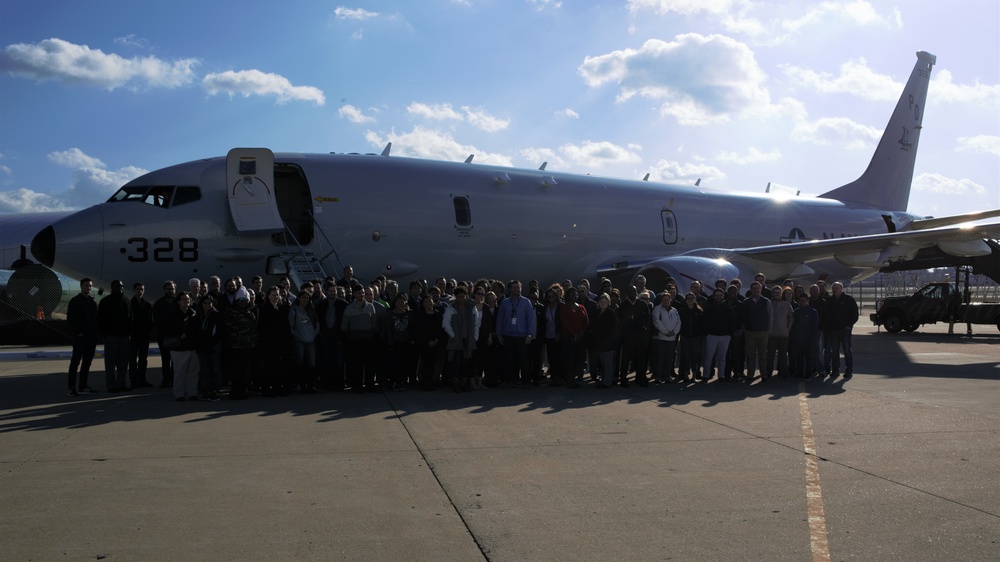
[33, 152, 911, 292]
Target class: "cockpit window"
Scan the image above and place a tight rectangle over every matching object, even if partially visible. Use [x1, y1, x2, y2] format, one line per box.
[107, 185, 200, 208]
[145, 186, 173, 207]
[172, 186, 201, 207]
[109, 186, 149, 202]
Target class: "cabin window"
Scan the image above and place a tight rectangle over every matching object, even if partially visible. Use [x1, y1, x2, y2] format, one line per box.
[661, 210, 677, 245]
[453, 196, 472, 226]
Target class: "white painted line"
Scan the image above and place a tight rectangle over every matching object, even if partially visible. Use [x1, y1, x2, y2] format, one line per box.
[799, 382, 831, 562]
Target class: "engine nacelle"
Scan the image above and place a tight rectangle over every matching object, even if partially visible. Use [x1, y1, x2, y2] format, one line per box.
[634, 255, 761, 294]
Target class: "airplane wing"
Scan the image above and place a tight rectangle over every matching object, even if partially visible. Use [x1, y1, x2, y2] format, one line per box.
[732, 221, 1000, 268]
[907, 209, 1000, 230]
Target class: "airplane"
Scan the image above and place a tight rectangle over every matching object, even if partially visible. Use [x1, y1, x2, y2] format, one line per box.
[26, 51, 1000, 295]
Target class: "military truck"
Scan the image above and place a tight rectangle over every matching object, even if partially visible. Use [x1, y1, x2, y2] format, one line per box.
[871, 282, 1000, 333]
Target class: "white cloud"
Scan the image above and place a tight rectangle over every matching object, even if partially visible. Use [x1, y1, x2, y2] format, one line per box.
[0, 148, 147, 213]
[780, 57, 901, 101]
[365, 127, 514, 166]
[790, 116, 881, 148]
[0, 188, 72, 213]
[578, 33, 770, 126]
[627, 0, 764, 36]
[407, 102, 509, 132]
[715, 146, 782, 164]
[113, 34, 152, 50]
[628, 1, 900, 43]
[528, 0, 563, 10]
[339, 104, 375, 124]
[560, 141, 642, 168]
[462, 106, 510, 132]
[931, 69, 1000, 109]
[956, 135, 1000, 156]
[912, 172, 987, 196]
[408, 102, 464, 121]
[0, 38, 197, 90]
[519, 147, 564, 169]
[202, 70, 325, 105]
[781, 1, 901, 34]
[48, 148, 106, 169]
[334, 7, 379, 20]
[556, 108, 579, 119]
[645, 159, 726, 184]
[520, 141, 642, 172]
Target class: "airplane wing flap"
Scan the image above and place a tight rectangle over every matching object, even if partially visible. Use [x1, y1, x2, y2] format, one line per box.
[732, 222, 1000, 266]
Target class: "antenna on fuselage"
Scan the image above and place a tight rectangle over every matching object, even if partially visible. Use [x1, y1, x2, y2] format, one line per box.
[539, 162, 548, 171]
[765, 182, 771, 193]
[694, 178, 701, 186]
[381, 142, 392, 157]
[465, 154, 474, 163]
[642, 173, 650, 181]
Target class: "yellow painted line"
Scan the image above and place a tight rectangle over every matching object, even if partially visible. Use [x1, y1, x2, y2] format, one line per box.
[799, 382, 831, 562]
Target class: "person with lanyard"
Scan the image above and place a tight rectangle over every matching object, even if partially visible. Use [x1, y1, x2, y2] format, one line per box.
[495, 280, 537, 389]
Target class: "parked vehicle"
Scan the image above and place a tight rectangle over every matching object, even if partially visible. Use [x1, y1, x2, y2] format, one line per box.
[871, 282, 1000, 333]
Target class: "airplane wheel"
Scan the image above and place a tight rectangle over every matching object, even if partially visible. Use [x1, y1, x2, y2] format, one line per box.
[904, 323, 919, 332]
[883, 312, 905, 333]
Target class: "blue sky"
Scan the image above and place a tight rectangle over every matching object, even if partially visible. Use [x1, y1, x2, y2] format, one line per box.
[1, 0, 997, 219]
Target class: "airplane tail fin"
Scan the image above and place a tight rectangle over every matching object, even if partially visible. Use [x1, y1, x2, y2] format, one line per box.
[820, 51, 936, 211]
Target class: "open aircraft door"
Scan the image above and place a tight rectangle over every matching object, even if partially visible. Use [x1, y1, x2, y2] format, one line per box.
[226, 148, 285, 234]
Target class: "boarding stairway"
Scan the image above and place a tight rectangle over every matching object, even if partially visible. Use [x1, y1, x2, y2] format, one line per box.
[274, 213, 346, 291]
[282, 252, 326, 292]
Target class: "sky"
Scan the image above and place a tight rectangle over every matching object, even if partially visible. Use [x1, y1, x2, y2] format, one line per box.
[1, 0, 998, 220]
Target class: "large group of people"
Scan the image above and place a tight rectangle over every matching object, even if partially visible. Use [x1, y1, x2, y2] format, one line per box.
[65, 266, 860, 401]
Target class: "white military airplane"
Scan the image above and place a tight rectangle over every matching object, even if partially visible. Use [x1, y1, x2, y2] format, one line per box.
[27, 51, 1000, 292]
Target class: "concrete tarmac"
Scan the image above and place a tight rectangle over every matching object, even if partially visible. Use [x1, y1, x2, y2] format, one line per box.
[1, 323, 998, 561]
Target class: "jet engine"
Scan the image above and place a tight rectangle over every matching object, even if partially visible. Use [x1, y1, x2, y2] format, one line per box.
[632, 255, 761, 293]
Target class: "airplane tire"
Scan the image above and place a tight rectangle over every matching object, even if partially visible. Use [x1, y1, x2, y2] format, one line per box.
[883, 312, 905, 333]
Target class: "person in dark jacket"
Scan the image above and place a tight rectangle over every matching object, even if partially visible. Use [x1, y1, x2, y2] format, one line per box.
[589, 293, 619, 388]
[789, 294, 819, 378]
[223, 287, 258, 400]
[316, 282, 347, 391]
[702, 288, 736, 382]
[98, 279, 132, 392]
[257, 286, 291, 396]
[472, 287, 496, 389]
[724, 284, 746, 380]
[67, 278, 100, 396]
[677, 293, 705, 382]
[168, 291, 201, 401]
[383, 293, 416, 391]
[128, 283, 154, 388]
[414, 294, 447, 391]
[825, 282, 859, 379]
[742, 282, 772, 382]
[152, 280, 178, 388]
[196, 295, 223, 400]
[616, 286, 653, 387]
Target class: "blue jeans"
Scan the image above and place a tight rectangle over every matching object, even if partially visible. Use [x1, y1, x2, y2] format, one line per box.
[826, 328, 854, 373]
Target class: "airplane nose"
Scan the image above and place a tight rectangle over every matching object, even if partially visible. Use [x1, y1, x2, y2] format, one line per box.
[31, 207, 105, 282]
[31, 225, 56, 268]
